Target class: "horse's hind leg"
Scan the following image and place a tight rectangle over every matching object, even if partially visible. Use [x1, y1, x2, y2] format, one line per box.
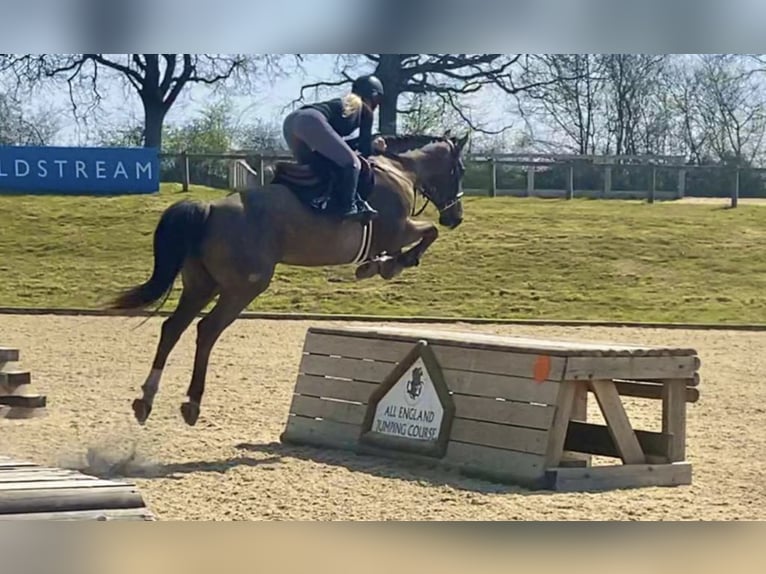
[133, 262, 217, 424]
[180, 270, 274, 426]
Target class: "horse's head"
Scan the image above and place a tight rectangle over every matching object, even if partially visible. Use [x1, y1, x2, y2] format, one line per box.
[411, 130, 468, 229]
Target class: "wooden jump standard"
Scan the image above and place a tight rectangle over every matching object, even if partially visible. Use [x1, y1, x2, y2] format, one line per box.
[1, 346, 154, 520]
[1, 346, 47, 419]
[280, 326, 701, 492]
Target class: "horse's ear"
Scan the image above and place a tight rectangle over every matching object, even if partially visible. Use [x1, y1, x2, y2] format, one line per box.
[443, 129, 452, 138]
[456, 132, 469, 152]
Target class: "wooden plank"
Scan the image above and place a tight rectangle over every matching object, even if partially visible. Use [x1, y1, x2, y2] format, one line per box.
[546, 462, 692, 492]
[311, 326, 699, 357]
[565, 421, 672, 461]
[0, 395, 46, 408]
[0, 370, 32, 387]
[297, 360, 561, 406]
[662, 381, 687, 461]
[0, 348, 20, 362]
[571, 381, 588, 421]
[0, 470, 95, 483]
[445, 442, 546, 487]
[289, 395, 366, 426]
[0, 478, 132, 491]
[614, 380, 699, 403]
[299, 355, 393, 383]
[663, 373, 701, 387]
[445, 370, 560, 404]
[294, 374, 377, 404]
[565, 355, 701, 381]
[0, 507, 155, 521]
[0, 466, 78, 474]
[449, 418, 549, 455]
[0, 486, 146, 515]
[543, 381, 577, 467]
[280, 415, 361, 451]
[452, 395, 555, 430]
[302, 344, 567, 384]
[590, 380, 646, 465]
[303, 332, 413, 363]
[0, 459, 39, 468]
[431, 345, 566, 381]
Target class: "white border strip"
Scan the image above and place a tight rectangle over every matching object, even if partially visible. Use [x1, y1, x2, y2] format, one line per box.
[351, 222, 373, 265]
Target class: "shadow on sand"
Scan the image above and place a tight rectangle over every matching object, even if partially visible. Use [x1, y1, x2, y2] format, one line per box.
[234, 440, 552, 497]
[71, 454, 283, 480]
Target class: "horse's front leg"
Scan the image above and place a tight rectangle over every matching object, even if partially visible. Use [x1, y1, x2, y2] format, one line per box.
[379, 220, 438, 280]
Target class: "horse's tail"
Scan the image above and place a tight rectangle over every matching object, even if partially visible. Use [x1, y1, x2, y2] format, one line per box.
[109, 199, 210, 310]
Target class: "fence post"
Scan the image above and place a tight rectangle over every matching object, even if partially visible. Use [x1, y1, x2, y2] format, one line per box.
[255, 155, 266, 186]
[526, 165, 535, 197]
[732, 168, 739, 208]
[488, 157, 496, 197]
[648, 166, 656, 204]
[566, 163, 574, 200]
[181, 150, 190, 192]
[603, 165, 612, 198]
[677, 168, 686, 199]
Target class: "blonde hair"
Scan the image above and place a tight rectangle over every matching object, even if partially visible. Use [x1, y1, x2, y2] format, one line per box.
[341, 92, 363, 117]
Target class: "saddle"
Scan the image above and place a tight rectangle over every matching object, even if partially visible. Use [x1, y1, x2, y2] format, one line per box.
[271, 153, 376, 213]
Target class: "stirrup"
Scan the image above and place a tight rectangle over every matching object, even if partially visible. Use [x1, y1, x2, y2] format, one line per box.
[355, 198, 378, 218]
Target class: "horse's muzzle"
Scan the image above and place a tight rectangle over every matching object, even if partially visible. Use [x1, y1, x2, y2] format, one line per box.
[439, 213, 463, 229]
[439, 200, 464, 229]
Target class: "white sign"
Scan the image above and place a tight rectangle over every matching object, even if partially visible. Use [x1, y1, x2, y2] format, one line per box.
[370, 357, 444, 442]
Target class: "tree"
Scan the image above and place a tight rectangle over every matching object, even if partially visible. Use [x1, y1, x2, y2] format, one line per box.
[297, 54, 572, 134]
[600, 54, 668, 155]
[695, 54, 766, 164]
[398, 93, 466, 136]
[518, 54, 606, 154]
[0, 91, 59, 145]
[1, 54, 286, 149]
[233, 118, 286, 152]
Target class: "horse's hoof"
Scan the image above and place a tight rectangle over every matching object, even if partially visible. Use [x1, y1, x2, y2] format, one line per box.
[180, 401, 200, 426]
[380, 260, 403, 280]
[132, 399, 151, 425]
[355, 261, 379, 280]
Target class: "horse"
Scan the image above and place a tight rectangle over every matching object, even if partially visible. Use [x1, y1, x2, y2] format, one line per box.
[108, 131, 469, 427]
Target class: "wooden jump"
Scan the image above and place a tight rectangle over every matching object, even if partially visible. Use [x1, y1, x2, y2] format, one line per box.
[0, 455, 155, 520]
[1, 346, 47, 419]
[280, 326, 701, 492]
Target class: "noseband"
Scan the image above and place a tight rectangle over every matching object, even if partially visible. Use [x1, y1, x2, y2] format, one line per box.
[369, 142, 464, 218]
[415, 184, 463, 217]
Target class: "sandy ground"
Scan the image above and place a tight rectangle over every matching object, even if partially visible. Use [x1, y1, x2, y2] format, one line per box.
[1, 314, 764, 521]
[676, 197, 766, 205]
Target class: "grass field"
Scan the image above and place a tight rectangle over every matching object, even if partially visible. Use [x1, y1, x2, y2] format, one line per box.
[1, 183, 765, 323]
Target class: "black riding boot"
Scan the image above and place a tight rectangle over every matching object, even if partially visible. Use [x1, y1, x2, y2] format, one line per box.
[337, 165, 378, 222]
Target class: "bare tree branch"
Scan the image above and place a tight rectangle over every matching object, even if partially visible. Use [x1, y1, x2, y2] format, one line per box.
[2, 53, 282, 149]
[295, 54, 582, 134]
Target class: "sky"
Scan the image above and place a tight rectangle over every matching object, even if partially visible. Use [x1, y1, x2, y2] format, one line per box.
[20, 54, 514, 148]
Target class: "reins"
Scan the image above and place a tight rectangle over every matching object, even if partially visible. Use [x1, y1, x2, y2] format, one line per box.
[368, 157, 431, 217]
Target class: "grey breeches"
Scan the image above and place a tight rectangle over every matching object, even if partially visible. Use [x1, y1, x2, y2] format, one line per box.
[283, 108, 361, 175]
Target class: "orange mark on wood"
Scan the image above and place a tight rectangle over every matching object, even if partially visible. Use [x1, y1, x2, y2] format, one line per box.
[533, 355, 551, 383]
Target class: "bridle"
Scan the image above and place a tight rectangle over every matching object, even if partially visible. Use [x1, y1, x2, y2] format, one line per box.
[368, 144, 464, 218]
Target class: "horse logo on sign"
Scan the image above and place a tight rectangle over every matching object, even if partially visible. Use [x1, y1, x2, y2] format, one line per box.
[405, 366, 424, 404]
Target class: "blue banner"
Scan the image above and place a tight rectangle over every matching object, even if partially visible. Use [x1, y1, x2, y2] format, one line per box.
[0, 146, 160, 195]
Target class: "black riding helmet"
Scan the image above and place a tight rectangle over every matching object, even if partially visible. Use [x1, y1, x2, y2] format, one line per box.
[352, 74, 384, 103]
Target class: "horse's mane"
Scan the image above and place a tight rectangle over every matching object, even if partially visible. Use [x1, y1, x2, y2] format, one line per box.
[374, 133, 454, 162]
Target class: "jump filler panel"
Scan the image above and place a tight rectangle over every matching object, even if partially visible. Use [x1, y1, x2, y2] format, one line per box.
[280, 326, 701, 492]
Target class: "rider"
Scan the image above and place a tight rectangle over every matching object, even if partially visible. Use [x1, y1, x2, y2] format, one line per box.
[282, 74, 387, 222]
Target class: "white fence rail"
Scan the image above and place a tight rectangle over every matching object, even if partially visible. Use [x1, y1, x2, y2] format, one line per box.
[159, 151, 765, 208]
